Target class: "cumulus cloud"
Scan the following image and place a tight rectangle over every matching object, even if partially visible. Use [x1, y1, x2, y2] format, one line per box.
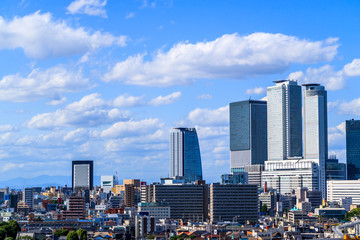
[0, 66, 88, 102]
[28, 93, 130, 129]
[328, 122, 346, 148]
[149, 92, 181, 106]
[246, 87, 266, 95]
[288, 58, 360, 91]
[113, 94, 145, 108]
[0, 11, 126, 59]
[187, 106, 229, 126]
[101, 118, 164, 138]
[339, 97, 360, 116]
[67, 0, 107, 17]
[103, 33, 338, 86]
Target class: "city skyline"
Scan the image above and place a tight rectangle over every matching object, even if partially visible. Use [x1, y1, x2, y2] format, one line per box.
[0, 1, 359, 184]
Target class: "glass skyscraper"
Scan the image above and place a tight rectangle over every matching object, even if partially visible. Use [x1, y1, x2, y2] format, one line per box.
[229, 100, 267, 172]
[267, 80, 302, 161]
[346, 119, 360, 180]
[169, 128, 202, 182]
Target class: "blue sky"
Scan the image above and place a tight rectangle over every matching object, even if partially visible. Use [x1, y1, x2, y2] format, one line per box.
[0, 0, 359, 184]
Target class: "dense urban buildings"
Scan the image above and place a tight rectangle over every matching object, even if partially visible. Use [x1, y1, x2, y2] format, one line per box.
[229, 100, 267, 172]
[72, 160, 94, 191]
[346, 119, 360, 180]
[169, 128, 203, 183]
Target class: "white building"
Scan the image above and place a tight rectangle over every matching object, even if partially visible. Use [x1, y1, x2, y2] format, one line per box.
[101, 175, 115, 193]
[327, 180, 360, 205]
[72, 160, 93, 191]
[138, 202, 170, 219]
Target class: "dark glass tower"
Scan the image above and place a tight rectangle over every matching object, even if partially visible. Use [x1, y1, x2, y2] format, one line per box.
[170, 128, 202, 182]
[346, 119, 360, 180]
[72, 160, 94, 191]
[229, 100, 267, 172]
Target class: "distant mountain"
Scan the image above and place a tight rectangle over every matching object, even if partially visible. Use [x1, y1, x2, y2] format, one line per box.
[0, 175, 101, 189]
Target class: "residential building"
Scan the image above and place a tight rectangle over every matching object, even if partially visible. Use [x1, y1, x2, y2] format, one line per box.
[63, 196, 86, 220]
[327, 179, 360, 205]
[72, 160, 94, 191]
[138, 202, 170, 219]
[169, 128, 202, 183]
[145, 183, 208, 222]
[124, 184, 135, 207]
[101, 175, 115, 193]
[229, 100, 267, 172]
[346, 119, 360, 180]
[210, 183, 258, 224]
[135, 212, 155, 239]
[303, 83, 328, 197]
[267, 80, 302, 161]
[259, 191, 277, 216]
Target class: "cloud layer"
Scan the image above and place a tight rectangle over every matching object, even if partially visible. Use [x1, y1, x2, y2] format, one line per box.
[103, 33, 338, 86]
[67, 0, 107, 17]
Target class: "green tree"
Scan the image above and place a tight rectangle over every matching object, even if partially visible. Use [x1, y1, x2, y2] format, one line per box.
[0, 228, 6, 240]
[344, 208, 360, 221]
[66, 231, 79, 240]
[76, 229, 87, 240]
[261, 204, 268, 214]
[5, 237, 14, 240]
[7, 220, 21, 239]
[18, 236, 34, 240]
[54, 229, 70, 238]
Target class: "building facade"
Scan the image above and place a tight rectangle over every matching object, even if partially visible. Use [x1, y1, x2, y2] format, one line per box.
[72, 160, 94, 191]
[170, 128, 202, 183]
[101, 175, 115, 193]
[137, 202, 170, 219]
[229, 100, 267, 172]
[346, 119, 360, 180]
[210, 184, 258, 224]
[24, 188, 34, 210]
[327, 179, 360, 205]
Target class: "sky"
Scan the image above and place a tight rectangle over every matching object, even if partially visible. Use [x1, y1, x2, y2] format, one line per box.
[0, 0, 359, 184]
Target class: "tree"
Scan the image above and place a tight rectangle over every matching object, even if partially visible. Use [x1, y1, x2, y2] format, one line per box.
[54, 229, 69, 238]
[344, 208, 360, 221]
[66, 231, 79, 240]
[18, 237, 34, 240]
[0, 228, 6, 240]
[261, 204, 268, 214]
[8, 220, 21, 239]
[76, 229, 87, 240]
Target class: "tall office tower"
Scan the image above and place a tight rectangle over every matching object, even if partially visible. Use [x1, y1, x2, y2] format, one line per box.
[101, 175, 115, 193]
[24, 188, 34, 210]
[72, 160, 94, 191]
[267, 80, 302, 161]
[346, 119, 360, 180]
[229, 100, 267, 172]
[170, 128, 202, 183]
[303, 83, 328, 197]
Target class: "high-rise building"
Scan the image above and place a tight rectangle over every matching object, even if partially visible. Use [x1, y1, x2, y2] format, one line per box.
[101, 175, 115, 193]
[72, 160, 94, 191]
[267, 80, 302, 161]
[326, 155, 346, 181]
[170, 128, 202, 183]
[346, 119, 360, 180]
[229, 100, 267, 172]
[24, 188, 34, 210]
[303, 83, 327, 197]
[63, 196, 86, 220]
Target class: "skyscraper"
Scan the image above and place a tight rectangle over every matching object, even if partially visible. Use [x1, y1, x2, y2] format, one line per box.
[170, 128, 202, 182]
[229, 100, 267, 173]
[267, 80, 302, 161]
[72, 160, 94, 191]
[303, 83, 327, 196]
[346, 119, 360, 180]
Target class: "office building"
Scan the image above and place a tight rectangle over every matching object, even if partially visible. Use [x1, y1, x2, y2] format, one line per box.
[145, 183, 208, 222]
[170, 128, 202, 183]
[326, 155, 347, 180]
[24, 188, 34, 210]
[327, 179, 360, 205]
[210, 183, 258, 224]
[63, 196, 86, 220]
[221, 172, 248, 184]
[138, 202, 170, 219]
[267, 80, 302, 161]
[101, 175, 115, 193]
[244, 164, 264, 187]
[303, 83, 327, 197]
[346, 119, 360, 180]
[72, 160, 94, 191]
[9, 194, 18, 211]
[229, 100, 267, 172]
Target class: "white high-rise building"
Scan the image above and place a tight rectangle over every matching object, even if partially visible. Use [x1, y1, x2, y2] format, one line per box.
[72, 160, 93, 191]
[101, 175, 115, 193]
[303, 83, 327, 198]
[267, 80, 302, 161]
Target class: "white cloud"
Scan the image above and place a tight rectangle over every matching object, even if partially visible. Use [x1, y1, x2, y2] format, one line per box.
[113, 94, 144, 108]
[0, 66, 88, 102]
[103, 32, 338, 86]
[0, 124, 15, 132]
[101, 118, 164, 138]
[149, 92, 181, 106]
[1, 163, 25, 172]
[125, 12, 135, 19]
[47, 97, 67, 106]
[245, 87, 266, 95]
[197, 94, 212, 100]
[28, 93, 130, 129]
[288, 58, 360, 91]
[67, 0, 107, 17]
[339, 98, 360, 116]
[187, 106, 229, 126]
[328, 122, 346, 148]
[0, 11, 126, 59]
